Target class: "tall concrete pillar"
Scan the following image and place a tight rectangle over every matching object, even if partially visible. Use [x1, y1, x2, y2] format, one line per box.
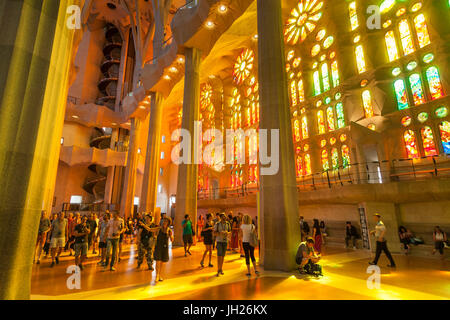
[120, 118, 141, 218]
[257, 0, 301, 271]
[141, 92, 164, 217]
[0, 0, 80, 299]
[174, 48, 201, 246]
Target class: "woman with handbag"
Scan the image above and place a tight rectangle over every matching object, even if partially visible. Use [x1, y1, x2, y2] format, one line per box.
[200, 213, 214, 268]
[239, 214, 259, 277]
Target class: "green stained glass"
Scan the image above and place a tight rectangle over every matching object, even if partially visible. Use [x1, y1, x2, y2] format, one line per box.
[423, 53, 434, 64]
[336, 102, 345, 129]
[435, 106, 448, 118]
[418, 112, 428, 123]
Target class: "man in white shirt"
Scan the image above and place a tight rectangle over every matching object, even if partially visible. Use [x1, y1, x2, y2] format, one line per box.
[104, 211, 124, 271]
[369, 213, 396, 268]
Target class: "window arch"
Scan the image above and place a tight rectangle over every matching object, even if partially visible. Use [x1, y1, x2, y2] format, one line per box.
[304, 154, 312, 175]
[409, 73, 426, 105]
[394, 79, 409, 110]
[355, 45, 366, 74]
[413, 14, 431, 48]
[426, 67, 444, 100]
[342, 145, 350, 168]
[317, 110, 326, 134]
[296, 156, 303, 178]
[421, 126, 437, 156]
[362, 90, 374, 118]
[398, 19, 415, 55]
[336, 102, 345, 128]
[385, 31, 399, 62]
[321, 149, 329, 171]
[302, 116, 309, 139]
[326, 106, 335, 131]
[331, 61, 340, 87]
[293, 119, 301, 142]
[404, 130, 419, 158]
[313, 70, 321, 96]
[439, 121, 450, 154]
[331, 148, 339, 170]
[321, 63, 331, 92]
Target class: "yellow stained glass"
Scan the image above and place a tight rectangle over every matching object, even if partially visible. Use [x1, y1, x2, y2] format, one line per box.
[399, 19, 415, 55]
[349, 2, 359, 31]
[298, 79, 305, 103]
[362, 90, 374, 118]
[414, 14, 431, 48]
[317, 110, 326, 134]
[385, 31, 399, 62]
[355, 45, 366, 74]
[302, 116, 309, 139]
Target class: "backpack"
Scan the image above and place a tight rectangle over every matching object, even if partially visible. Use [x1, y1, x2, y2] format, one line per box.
[249, 225, 258, 248]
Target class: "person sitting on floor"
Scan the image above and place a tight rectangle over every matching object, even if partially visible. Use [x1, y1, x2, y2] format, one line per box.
[295, 237, 322, 276]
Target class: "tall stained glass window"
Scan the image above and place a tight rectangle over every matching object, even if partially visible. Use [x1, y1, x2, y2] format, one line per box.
[313, 71, 321, 95]
[414, 14, 431, 48]
[296, 156, 303, 177]
[331, 148, 339, 170]
[331, 61, 340, 87]
[394, 79, 409, 110]
[409, 73, 426, 105]
[327, 106, 335, 131]
[294, 119, 301, 142]
[304, 154, 312, 175]
[426, 67, 444, 100]
[321, 149, 329, 171]
[362, 90, 374, 118]
[290, 80, 298, 106]
[355, 45, 366, 73]
[349, 1, 359, 31]
[385, 31, 399, 61]
[399, 19, 415, 55]
[421, 126, 438, 156]
[298, 79, 305, 103]
[302, 116, 309, 139]
[439, 121, 450, 154]
[404, 130, 419, 158]
[336, 102, 345, 128]
[321, 63, 331, 92]
[342, 145, 350, 168]
[317, 110, 326, 134]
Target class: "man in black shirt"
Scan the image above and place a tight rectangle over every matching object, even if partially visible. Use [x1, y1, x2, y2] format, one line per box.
[345, 221, 358, 249]
[137, 214, 159, 270]
[73, 216, 90, 270]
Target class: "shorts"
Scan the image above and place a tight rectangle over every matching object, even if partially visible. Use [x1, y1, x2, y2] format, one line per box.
[216, 242, 228, 257]
[183, 234, 193, 245]
[74, 243, 88, 257]
[50, 237, 65, 249]
[99, 241, 107, 249]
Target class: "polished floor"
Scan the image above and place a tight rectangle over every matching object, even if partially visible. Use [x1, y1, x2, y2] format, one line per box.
[30, 241, 450, 300]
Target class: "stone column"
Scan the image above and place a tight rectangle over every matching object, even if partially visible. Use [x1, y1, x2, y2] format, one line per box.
[0, 0, 80, 299]
[141, 92, 164, 216]
[257, 0, 301, 271]
[174, 48, 201, 246]
[120, 118, 141, 218]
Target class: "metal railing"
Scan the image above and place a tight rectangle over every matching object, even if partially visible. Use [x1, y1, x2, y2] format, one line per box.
[197, 154, 450, 200]
[62, 203, 117, 213]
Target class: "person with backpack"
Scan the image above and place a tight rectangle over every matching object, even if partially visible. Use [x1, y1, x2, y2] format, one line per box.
[295, 237, 322, 276]
[214, 213, 231, 277]
[239, 214, 259, 277]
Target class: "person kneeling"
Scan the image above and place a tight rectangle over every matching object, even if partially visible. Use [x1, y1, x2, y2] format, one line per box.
[295, 237, 322, 277]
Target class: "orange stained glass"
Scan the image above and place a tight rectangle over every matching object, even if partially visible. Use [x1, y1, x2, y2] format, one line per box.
[362, 90, 374, 118]
[290, 80, 298, 106]
[414, 14, 431, 48]
[302, 116, 309, 139]
[233, 49, 254, 85]
[317, 110, 326, 134]
[331, 61, 339, 88]
[321, 149, 329, 171]
[296, 156, 303, 177]
[404, 130, 420, 158]
[342, 145, 350, 168]
[327, 106, 335, 131]
[355, 45, 366, 74]
[399, 19, 415, 55]
[349, 2, 359, 31]
[298, 79, 305, 103]
[304, 154, 312, 175]
[385, 31, 399, 62]
[421, 126, 438, 156]
[284, 0, 324, 45]
[294, 119, 301, 142]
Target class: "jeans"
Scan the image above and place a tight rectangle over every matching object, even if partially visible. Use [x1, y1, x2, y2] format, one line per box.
[345, 236, 356, 248]
[105, 238, 119, 267]
[373, 241, 396, 266]
[243, 242, 256, 265]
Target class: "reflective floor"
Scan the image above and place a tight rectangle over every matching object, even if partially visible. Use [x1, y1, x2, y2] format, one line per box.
[30, 242, 450, 300]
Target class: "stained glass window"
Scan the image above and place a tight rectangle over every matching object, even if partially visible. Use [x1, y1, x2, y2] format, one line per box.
[294, 119, 301, 142]
[233, 49, 254, 85]
[399, 19, 415, 55]
[385, 31, 399, 62]
[321, 63, 330, 92]
[362, 90, 374, 118]
[313, 71, 321, 96]
[404, 130, 420, 158]
[331, 148, 339, 170]
[331, 61, 339, 88]
[304, 154, 312, 175]
[409, 73, 426, 105]
[439, 121, 450, 154]
[317, 110, 326, 134]
[284, 0, 324, 45]
[355, 45, 366, 74]
[394, 79, 409, 110]
[426, 67, 444, 100]
[298, 79, 305, 103]
[327, 106, 335, 131]
[421, 126, 438, 156]
[302, 116, 309, 139]
[435, 106, 448, 118]
[296, 156, 303, 178]
[290, 80, 298, 106]
[342, 145, 350, 168]
[414, 14, 431, 48]
[336, 102, 345, 128]
[321, 149, 329, 171]
[349, 1, 359, 31]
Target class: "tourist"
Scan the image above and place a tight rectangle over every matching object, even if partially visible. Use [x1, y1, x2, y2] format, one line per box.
[240, 214, 259, 277]
[34, 210, 51, 265]
[118, 219, 125, 263]
[398, 226, 413, 254]
[231, 217, 240, 253]
[312, 219, 323, 253]
[299, 216, 310, 242]
[49, 212, 68, 267]
[137, 214, 160, 270]
[320, 221, 327, 245]
[73, 215, 90, 270]
[182, 214, 194, 256]
[345, 221, 358, 249]
[197, 214, 205, 242]
[88, 213, 98, 254]
[67, 212, 79, 256]
[200, 213, 214, 268]
[432, 226, 447, 259]
[159, 213, 166, 227]
[104, 211, 124, 271]
[65, 213, 74, 255]
[295, 237, 322, 276]
[369, 213, 396, 268]
[214, 213, 231, 277]
[126, 217, 134, 243]
[97, 212, 109, 266]
[237, 212, 245, 257]
[154, 217, 174, 282]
